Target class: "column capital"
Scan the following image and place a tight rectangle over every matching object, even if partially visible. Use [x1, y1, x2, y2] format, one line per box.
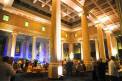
[82, 6, 89, 16]
[32, 36, 37, 39]
[95, 23, 104, 27]
[105, 30, 112, 34]
[11, 32, 18, 36]
[8, 32, 17, 39]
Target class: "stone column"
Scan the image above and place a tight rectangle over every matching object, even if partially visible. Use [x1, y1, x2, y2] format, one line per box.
[61, 41, 64, 60]
[7, 32, 17, 57]
[69, 43, 73, 55]
[95, 39, 99, 60]
[111, 35, 118, 57]
[48, 0, 62, 78]
[106, 31, 112, 58]
[32, 36, 36, 60]
[25, 39, 30, 59]
[69, 43, 73, 60]
[97, 24, 106, 60]
[80, 42, 84, 60]
[20, 41, 24, 58]
[81, 7, 91, 68]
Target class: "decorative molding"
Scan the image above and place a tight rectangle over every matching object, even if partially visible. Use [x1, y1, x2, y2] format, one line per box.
[2, 7, 94, 32]
[0, 22, 50, 39]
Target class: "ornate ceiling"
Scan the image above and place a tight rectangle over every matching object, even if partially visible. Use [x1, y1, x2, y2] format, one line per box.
[12, 0, 119, 29]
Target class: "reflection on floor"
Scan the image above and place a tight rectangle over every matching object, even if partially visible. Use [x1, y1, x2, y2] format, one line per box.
[14, 72, 92, 81]
[13, 71, 122, 81]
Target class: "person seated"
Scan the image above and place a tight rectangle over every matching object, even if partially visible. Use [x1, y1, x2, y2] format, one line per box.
[27, 62, 33, 73]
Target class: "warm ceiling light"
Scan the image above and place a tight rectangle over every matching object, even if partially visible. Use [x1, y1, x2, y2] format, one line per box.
[42, 26, 46, 31]
[78, 12, 83, 17]
[75, 34, 77, 37]
[78, 0, 85, 6]
[41, 4, 45, 7]
[33, 0, 38, 3]
[4, 0, 9, 5]
[94, 16, 110, 24]
[75, 6, 83, 12]
[3, 0, 14, 7]
[61, 0, 83, 12]
[65, 34, 68, 38]
[104, 24, 118, 31]
[99, 16, 110, 23]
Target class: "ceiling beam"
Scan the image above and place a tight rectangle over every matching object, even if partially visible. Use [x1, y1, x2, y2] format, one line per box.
[71, 0, 98, 24]
[38, 0, 51, 7]
[91, 0, 114, 25]
[106, 0, 118, 18]
[61, 0, 83, 12]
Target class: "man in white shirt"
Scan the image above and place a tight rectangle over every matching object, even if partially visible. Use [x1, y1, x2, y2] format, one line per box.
[108, 56, 119, 81]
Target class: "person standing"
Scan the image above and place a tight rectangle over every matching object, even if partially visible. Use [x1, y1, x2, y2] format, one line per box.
[97, 59, 106, 81]
[92, 60, 98, 81]
[108, 56, 119, 81]
[0, 56, 16, 81]
[66, 60, 73, 76]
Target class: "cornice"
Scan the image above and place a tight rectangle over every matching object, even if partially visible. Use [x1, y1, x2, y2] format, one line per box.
[2, 7, 94, 32]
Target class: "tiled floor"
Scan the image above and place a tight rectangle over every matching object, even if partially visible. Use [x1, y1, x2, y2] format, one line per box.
[15, 76, 91, 81]
[13, 72, 122, 81]
[14, 72, 92, 81]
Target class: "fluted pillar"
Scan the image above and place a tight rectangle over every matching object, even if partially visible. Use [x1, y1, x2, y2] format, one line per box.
[81, 8, 91, 67]
[20, 41, 24, 58]
[7, 32, 17, 57]
[48, 0, 62, 78]
[69, 43, 73, 55]
[111, 35, 118, 57]
[80, 42, 83, 60]
[25, 39, 30, 59]
[32, 36, 36, 60]
[95, 39, 100, 60]
[61, 41, 64, 60]
[97, 24, 106, 60]
[106, 31, 112, 58]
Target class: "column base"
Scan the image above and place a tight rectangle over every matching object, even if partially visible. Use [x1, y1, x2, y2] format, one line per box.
[85, 64, 93, 71]
[84, 61, 93, 71]
[48, 63, 63, 79]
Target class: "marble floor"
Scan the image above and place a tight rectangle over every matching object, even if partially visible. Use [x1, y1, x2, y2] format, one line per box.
[13, 72, 122, 81]
[13, 72, 92, 81]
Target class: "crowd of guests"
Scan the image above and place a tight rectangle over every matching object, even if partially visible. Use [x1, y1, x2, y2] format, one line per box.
[0, 56, 121, 81]
[92, 56, 120, 81]
[12, 59, 49, 73]
[62, 59, 86, 76]
[0, 56, 49, 81]
[62, 56, 121, 81]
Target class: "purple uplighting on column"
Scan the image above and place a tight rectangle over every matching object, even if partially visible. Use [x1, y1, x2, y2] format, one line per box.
[3, 38, 8, 56]
[37, 43, 43, 63]
[26, 40, 29, 60]
[36, 42, 50, 64]
[20, 42, 24, 58]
